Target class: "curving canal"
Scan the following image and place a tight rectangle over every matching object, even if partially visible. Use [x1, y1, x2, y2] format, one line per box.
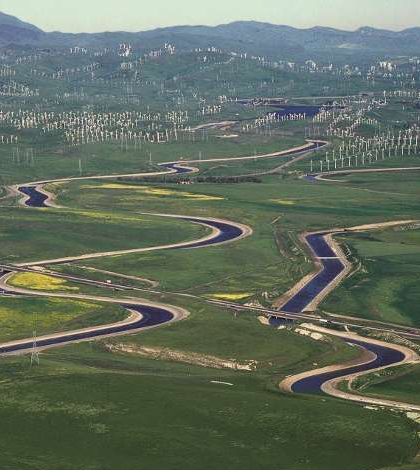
[2, 167, 251, 354]
[280, 232, 346, 314]
[0, 304, 174, 355]
[18, 140, 325, 208]
[291, 338, 406, 394]
[10, 140, 408, 405]
[278, 231, 410, 396]
[18, 186, 49, 207]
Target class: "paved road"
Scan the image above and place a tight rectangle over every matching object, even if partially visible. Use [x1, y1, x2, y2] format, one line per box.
[305, 166, 420, 183]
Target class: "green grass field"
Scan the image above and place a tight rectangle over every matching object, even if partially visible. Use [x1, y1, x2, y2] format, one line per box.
[0, 296, 127, 342]
[0, 129, 303, 185]
[0, 207, 208, 264]
[323, 227, 420, 325]
[0, 339, 417, 470]
[352, 364, 420, 406]
[48, 170, 420, 305]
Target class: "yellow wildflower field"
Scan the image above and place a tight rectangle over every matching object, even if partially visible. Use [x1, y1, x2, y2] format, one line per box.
[81, 183, 223, 201]
[209, 293, 253, 300]
[10, 273, 79, 292]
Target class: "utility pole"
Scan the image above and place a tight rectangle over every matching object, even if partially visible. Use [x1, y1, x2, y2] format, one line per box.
[30, 331, 39, 366]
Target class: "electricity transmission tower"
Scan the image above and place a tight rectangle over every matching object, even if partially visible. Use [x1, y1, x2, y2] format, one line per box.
[30, 330, 40, 366]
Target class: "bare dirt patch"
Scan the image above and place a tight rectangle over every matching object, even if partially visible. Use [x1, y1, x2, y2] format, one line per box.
[105, 343, 257, 371]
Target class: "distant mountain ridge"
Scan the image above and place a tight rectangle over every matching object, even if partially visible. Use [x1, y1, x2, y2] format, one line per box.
[0, 11, 43, 46]
[1, 11, 419, 59]
[0, 11, 42, 32]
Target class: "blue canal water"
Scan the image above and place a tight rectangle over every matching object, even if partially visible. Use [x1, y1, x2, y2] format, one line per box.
[176, 218, 244, 249]
[280, 233, 343, 313]
[281, 258, 345, 314]
[18, 186, 49, 207]
[292, 338, 405, 394]
[306, 233, 337, 258]
[270, 105, 322, 119]
[0, 304, 173, 355]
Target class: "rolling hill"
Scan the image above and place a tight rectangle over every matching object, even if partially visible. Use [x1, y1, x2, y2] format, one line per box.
[1, 11, 419, 59]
